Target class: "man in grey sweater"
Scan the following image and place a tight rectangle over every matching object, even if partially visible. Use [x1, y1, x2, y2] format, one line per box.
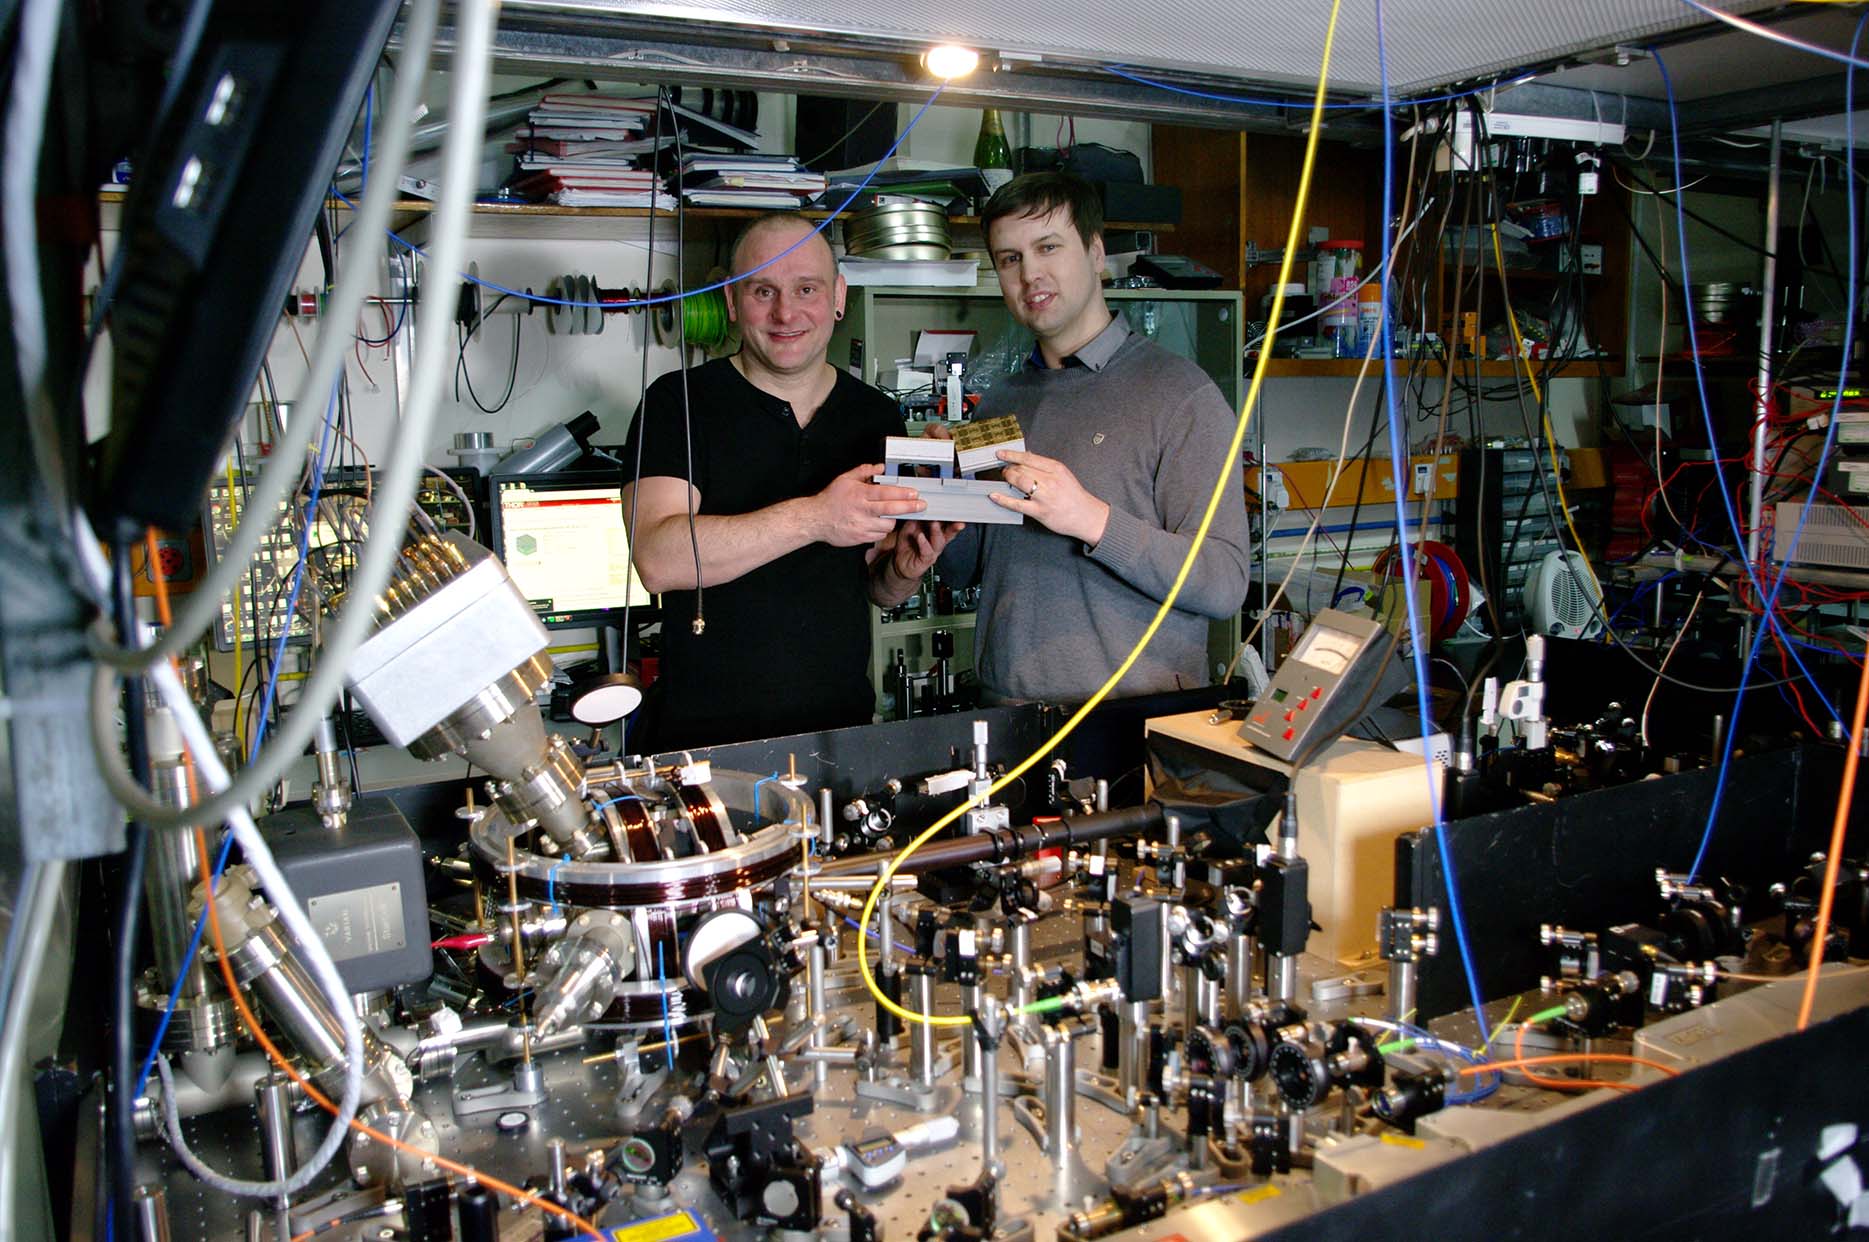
[937, 172, 1251, 703]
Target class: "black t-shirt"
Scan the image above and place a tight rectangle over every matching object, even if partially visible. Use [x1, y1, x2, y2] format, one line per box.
[621, 357, 904, 750]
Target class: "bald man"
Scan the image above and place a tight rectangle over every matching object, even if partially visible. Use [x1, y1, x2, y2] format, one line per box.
[621, 214, 961, 749]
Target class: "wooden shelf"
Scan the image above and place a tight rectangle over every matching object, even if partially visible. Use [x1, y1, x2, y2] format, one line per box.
[99, 189, 1174, 233]
[1253, 357, 1625, 378]
[370, 198, 1173, 231]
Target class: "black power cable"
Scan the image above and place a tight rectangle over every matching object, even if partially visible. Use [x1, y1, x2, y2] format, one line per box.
[671, 90, 705, 633]
[455, 293, 521, 414]
[620, 90, 667, 682]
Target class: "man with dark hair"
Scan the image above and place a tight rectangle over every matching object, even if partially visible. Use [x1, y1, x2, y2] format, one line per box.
[623, 214, 961, 748]
[937, 171, 1250, 703]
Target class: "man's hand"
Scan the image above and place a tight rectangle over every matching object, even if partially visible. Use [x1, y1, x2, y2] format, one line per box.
[922, 422, 954, 442]
[887, 519, 965, 581]
[991, 448, 1111, 545]
[812, 462, 926, 547]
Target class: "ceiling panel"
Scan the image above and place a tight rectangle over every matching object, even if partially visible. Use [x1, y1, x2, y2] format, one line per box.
[1537, 7, 1864, 102]
[512, 0, 1794, 96]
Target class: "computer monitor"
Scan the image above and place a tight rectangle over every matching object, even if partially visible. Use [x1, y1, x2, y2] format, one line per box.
[488, 472, 652, 626]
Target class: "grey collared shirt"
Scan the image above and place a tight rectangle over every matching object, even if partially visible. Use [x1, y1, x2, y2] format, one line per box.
[1026, 310, 1129, 372]
[941, 312, 1251, 704]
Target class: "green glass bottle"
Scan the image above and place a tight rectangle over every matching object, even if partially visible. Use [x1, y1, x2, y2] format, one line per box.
[974, 109, 1013, 195]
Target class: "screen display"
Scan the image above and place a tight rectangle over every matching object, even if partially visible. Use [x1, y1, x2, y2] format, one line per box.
[1290, 623, 1361, 676]
[495, 480, 651, 619]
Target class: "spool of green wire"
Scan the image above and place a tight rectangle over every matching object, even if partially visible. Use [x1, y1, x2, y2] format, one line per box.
[654, 282, 731, 353]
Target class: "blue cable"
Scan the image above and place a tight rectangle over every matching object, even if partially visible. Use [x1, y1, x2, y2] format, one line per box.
[246, 393, 340, 752]
[750, 772, 782, 827]
[1101, 62, 1537, 110]
[329, 81, 949, 312]
[1660, 27, 1863, 880]
[1645, 48, 1841, 724]
[547, 859, 569, 915]
[1376, 0, 1488, 1036]
[130, 392, 341, 1103]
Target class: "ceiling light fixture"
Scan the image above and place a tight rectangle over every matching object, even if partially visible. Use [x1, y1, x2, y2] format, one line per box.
[923, 45, 981, 80]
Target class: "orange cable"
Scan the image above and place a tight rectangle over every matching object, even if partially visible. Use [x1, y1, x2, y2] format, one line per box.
[1471, 1023, 1679, 1093]
[189, 829, 604, 1242]
[1797, 626, 1869, 1030]
[148, 529, 601, 1242]
[151, 528, 601, 1237]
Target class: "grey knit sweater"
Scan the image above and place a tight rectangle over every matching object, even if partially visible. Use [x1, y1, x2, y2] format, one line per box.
[938, 314, 1251, 703]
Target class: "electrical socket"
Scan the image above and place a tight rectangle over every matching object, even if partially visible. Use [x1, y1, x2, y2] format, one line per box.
[1260, 465, 1290, 509]
[1413, 462, 1433, 495]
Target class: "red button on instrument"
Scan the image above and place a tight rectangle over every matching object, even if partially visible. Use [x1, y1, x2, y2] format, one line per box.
[1282, 728, 1295, 741]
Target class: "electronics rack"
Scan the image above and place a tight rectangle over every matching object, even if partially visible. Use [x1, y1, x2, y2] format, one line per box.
[1454, 443, 1569, 632]
[201, 465, 369, 652]
[202, 465, 487, 651]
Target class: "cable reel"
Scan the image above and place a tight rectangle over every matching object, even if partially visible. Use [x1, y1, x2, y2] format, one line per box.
[541, 273, 733, 356]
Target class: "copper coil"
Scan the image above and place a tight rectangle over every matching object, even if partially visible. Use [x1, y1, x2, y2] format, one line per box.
[680, 785, 729, 854]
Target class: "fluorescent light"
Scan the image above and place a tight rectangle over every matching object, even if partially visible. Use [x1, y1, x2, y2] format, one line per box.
[923, 45, 981, 80]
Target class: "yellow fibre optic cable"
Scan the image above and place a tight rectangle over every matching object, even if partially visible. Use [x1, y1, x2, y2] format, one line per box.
[856, 0, 1348, 1029]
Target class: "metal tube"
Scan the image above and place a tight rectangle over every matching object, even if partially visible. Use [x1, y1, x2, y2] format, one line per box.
[818, 786, 835, 849]
[1196, 972, 1222, 1028]
[797, 875, 921, 892]
[814, 805, 1165, 876]
[1270, 954, 1298, 1004]
[1388, 959, 1418, 1026]
[911, 972, 936, 1087]
[808, 940, 829, 1094]
[1227, 934, 1254, 1019]
[1743, 118, 1784, 636]
[978, 1006, 1002, 1179]
[144, 816, 209, 1002]
[1118, 1000, 1147, 1105]
[255, 1073, 296, 1187]
[1045, 1029, 1075, 1158]
[257, 1068, 297, 1240]
[232, 926, 347, 1070]
[1009, 920, 1033, 1026]
[792, 1046, 860, 1064]
[879, 892, 896, 970]
[962, 983, 984, 1086]
[131, 1185, 170, 1242]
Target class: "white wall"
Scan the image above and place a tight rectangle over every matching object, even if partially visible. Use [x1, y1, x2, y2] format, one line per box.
[894, 102, 1151, 174]
[1255, 374, 1596, 463]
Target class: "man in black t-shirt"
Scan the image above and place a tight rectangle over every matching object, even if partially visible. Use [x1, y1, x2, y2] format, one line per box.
[622, 215, 964, 750]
